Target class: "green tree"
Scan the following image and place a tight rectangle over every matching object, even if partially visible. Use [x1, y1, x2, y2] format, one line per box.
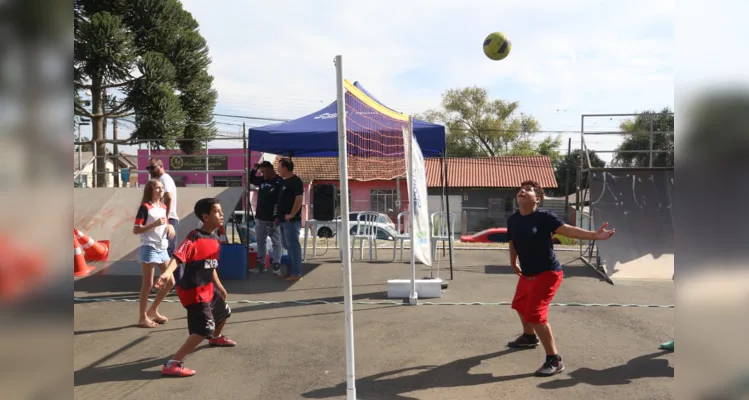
[613, 107, 674, 167]
[74, 0, 217, 186]
[416, 87, 558, 158]
[552, 149, 606, 197]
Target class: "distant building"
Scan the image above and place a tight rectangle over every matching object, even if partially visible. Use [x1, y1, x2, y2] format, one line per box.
[277, 155, 557, 233]
[74, 151, 137, 188]
[136, 149, 261, 187]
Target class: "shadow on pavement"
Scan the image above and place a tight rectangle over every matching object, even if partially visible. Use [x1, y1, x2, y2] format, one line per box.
[537, 350, 673, 389]
[480, 263, 608, 281]
[302, 349, 534, 400]
[74, 261, 325, 297]
[74, 292, 391, 336]
[74, 336, 209, 387]
[229, 291, 392, 315]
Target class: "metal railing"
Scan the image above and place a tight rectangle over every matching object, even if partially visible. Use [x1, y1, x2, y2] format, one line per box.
[73, 136, 251, 188]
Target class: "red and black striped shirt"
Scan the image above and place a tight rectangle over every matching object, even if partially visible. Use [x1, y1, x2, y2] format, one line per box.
[172, 229, 220, 306]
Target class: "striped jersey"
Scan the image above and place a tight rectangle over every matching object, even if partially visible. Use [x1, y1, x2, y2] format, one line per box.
[134, 201, 169, 250]
[173, 229, 220, 306]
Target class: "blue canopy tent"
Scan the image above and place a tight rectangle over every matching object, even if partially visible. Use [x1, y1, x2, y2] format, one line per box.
[246, 80, 453, 280]
[247, 81, 446, 157]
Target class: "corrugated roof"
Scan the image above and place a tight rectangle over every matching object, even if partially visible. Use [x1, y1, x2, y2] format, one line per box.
[429, 156, 558, 188]
[274, 155, 557, 188]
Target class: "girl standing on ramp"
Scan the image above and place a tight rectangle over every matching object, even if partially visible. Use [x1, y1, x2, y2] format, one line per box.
[132, 179, 176, 328]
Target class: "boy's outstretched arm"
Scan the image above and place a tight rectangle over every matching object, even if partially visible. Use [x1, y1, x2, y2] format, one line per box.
[555, 222, 615, 241]
[155, 258, 180, 288]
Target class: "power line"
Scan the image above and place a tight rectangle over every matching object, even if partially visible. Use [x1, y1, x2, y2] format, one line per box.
[213, 113, 289, 122]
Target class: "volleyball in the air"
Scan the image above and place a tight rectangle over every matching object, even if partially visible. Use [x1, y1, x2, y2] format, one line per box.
[483, 32, 511, 61]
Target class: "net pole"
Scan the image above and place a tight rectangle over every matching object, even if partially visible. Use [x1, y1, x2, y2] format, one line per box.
[408, 117, 418, 305]
[334, 55, 357, 400]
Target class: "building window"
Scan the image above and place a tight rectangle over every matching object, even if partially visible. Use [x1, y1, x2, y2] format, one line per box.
[213, 176, 243, 187]
[370, 189, 397, 214]
[74, 174, 88, 188]
[488, 198, 505, 217]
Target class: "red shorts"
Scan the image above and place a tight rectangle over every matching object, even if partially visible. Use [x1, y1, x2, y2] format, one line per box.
[511, 270, 563, 325]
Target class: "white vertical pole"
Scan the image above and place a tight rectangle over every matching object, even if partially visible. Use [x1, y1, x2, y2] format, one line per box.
[335, 55, 357, 400]
[408, 117, 418, 305]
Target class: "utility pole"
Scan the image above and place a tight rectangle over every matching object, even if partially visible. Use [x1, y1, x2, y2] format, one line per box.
[113, 116, 120, 187]
[563, 137, 572, 222]
[77, 117, 91, 186]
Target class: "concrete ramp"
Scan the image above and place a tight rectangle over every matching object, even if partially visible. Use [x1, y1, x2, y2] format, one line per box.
[74, 187, 244, 276]
[589, 169, 674, 281]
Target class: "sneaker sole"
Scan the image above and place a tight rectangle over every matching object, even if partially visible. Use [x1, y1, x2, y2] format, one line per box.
[161, 371, 195, 377]
[535, 365, 565, 377]
[507, 343, 539, 348]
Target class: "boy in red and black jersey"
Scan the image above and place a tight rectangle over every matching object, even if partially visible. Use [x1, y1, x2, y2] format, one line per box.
[155, 197, 236, 377]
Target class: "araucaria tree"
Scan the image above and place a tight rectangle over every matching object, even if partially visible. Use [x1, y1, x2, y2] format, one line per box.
[74, 0, 217, 186]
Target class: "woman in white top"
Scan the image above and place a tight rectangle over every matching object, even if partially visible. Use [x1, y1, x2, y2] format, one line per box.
[133, 179, 176, 328]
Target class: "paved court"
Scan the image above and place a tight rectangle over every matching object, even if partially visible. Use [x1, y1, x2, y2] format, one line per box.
[74, 250, 674, 400]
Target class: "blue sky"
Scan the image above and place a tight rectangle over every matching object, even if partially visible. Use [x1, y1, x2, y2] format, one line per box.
[96, 0, 674, 160]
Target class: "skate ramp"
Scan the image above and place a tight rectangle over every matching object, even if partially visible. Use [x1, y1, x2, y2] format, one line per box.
[589, 169, 674, 280]
[73, 187, 244, 276]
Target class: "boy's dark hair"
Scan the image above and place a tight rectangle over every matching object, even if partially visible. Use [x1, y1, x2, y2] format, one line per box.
[520, 180, 544, 200]
[258, 161, 273, 169]
[194, 197, 219, 222]
[279, 158, 294, 171]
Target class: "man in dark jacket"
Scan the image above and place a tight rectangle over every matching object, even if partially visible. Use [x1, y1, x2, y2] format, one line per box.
[249, 161, 284, 275]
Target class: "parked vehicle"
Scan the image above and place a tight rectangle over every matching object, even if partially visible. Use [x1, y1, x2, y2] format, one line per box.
[315, 212, 397, 241]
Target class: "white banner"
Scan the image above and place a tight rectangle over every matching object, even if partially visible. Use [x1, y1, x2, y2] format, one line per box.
[403, 126, 432, 266]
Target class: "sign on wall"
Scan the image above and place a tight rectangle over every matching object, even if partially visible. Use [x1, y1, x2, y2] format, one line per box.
[169, 155, 228, 171]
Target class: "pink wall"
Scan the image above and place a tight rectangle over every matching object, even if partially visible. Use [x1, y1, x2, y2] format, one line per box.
[137, 148, 261, 186]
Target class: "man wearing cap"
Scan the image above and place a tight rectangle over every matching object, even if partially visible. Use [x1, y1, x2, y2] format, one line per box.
[248, 161, 284, 275]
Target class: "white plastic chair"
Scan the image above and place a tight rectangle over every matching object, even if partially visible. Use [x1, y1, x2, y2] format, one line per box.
[392, 211, 410, 261]
[431, 211, 456, 261]
[351, 211, 380, 261]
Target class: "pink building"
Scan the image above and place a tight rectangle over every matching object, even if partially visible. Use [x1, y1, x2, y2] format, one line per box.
[137, 148, 262, 187]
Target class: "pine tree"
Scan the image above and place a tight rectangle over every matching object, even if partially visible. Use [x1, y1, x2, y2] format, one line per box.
[74, 0, 217, 186]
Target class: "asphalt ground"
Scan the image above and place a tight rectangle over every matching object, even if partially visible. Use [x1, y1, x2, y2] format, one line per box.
[73, 249, 674, 400]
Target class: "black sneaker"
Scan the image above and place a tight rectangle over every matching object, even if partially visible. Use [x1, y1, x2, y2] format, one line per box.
[271, 263, 282, 275]
[507, 333, 540, 348]
[535, 355, 565, 377]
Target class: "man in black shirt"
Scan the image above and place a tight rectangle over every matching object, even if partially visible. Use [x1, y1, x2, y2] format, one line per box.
[276, 158, 305, 281]
[248, 161, 284, 275]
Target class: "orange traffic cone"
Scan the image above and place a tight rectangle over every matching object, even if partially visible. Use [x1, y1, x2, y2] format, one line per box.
[75, 228, 109, 261]
[74, 234, 96, 277]
[0, 235, 45, 301]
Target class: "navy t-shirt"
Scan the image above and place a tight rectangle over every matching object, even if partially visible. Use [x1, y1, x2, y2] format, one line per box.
[507, 209, 565, 276]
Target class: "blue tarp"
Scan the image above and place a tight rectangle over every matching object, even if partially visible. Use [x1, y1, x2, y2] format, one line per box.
[248, 82, 446, 157]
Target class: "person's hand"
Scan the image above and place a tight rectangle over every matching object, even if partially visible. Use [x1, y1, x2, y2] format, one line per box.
[593, 222, 615, 240]
[154, 273, 170, 289]
[512, 263, 522, 277]
[284, 214, 292, 221]
[165, 224, 176, 239]
[217, 287, 228, 300]
[152, 217, 167, 227]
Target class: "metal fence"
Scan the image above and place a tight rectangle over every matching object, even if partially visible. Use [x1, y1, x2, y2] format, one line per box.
[73, 136, 251, 189]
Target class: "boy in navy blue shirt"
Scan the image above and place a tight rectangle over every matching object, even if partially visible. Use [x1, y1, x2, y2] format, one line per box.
[507, 180, 615, 376]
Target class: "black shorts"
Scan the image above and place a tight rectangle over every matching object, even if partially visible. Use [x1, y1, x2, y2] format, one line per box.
[185, 290, 231, 337]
